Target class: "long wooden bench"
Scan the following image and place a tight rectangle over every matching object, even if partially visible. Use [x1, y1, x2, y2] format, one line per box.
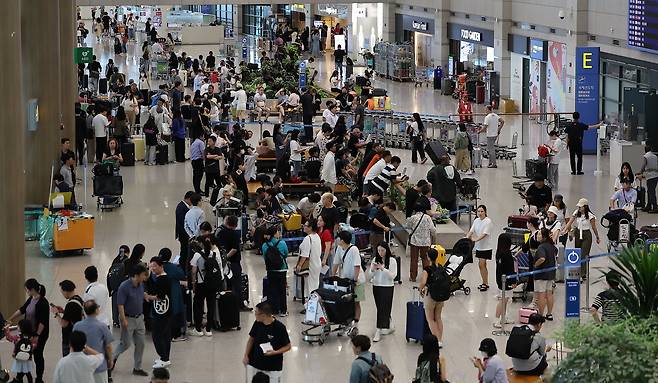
[247, 181, 348, 197]
[506, 369, 543, 383]
[256, 157, 277, 172]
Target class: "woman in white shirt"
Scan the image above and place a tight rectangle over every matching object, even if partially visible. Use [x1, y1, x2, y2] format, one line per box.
[121, 90, 139, 129]
[289, 130, 304, 177]
[366, 241, 397, 342]
[467, 205, 494, 291]
[295, 218, 322, 296]
[562, 198, 600, 280]
[231, 83, 248, 123]
[613, 162, 638, 191]
[541, 205, 563, 243]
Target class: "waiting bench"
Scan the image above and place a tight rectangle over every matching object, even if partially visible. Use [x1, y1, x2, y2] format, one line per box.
[247, 181, 349, 197]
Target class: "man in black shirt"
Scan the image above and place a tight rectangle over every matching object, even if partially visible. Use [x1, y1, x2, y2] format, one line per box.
[53, 280, 84, 356]
[347, 128, 365, 158]
[300, 87, 315, 144]
[206, 51, 216, 70]
[217, 215, 251, 310]
[404, 180, 429, 218]
[565, 112, 601, 175]
[88, 56, 102, 94]
[334, 44, 346, 77]
[242, 302, 291, 381]
[204, 136, 223, 205]
[336, 87, 354, 112]
[319, 193, 340, 234]
[522, 176, 553, 212]
[147, 257, 173, 369]
[370, 202, 396, 249]
[353, 97, 366, 128]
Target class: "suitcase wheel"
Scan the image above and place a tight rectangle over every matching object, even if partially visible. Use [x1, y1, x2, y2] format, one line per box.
[463, 287, 471, 295]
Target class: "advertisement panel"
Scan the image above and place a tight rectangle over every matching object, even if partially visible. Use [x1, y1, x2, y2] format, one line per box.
[529, 59, 542, 114]
[546, 42, 567, 114]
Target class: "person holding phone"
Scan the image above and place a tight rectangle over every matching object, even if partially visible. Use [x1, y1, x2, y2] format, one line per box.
[366, 241, 398, 343]
[472, 338, 508, 383]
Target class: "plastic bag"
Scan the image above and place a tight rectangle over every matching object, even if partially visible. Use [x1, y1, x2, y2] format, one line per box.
[39, 215, 55, 258]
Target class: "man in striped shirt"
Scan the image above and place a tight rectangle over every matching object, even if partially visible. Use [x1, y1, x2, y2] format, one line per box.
[590, 272, 624, 322]
[368, 156, 408, 198]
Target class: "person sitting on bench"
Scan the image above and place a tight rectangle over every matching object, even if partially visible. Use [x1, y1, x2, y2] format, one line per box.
[509, 314, 550, 376]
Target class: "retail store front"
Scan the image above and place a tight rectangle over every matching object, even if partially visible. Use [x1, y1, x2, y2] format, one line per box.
[314, 4, 349, 50]
[395, 14, 434, 68]
[447, 23, 494, 74]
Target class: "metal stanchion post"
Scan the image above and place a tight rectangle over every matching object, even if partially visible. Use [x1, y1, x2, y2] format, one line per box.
[581, 259, 591, 312]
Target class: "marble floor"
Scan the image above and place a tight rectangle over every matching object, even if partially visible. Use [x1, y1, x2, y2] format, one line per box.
[0, 29, 646, 383]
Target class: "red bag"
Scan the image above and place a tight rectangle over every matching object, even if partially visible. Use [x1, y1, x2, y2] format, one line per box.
[508, 215, 530, 229]
[537, 144, 550, 158]
[288, 176, 302, 184]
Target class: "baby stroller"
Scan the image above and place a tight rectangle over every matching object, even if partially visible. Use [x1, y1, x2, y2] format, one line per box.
[601, 209, 637, 252]
[445, 238, 474, 295]
[301, 276, 357, 345]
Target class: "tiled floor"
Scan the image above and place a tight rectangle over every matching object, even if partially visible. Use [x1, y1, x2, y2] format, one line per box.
[0, 29, 647, 383]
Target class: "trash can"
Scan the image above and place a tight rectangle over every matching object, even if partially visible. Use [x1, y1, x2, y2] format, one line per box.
[24, 205, 43, 241]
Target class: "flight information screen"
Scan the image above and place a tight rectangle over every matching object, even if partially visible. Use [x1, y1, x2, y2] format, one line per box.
[628, 0, 658, 53]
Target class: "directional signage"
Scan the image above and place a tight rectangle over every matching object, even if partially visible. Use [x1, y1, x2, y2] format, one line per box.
[564, 248, 581, 319]
[74, 47, 93, 64]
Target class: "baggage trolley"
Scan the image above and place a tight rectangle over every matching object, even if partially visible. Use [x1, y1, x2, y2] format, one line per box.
[301, 277, 357, 345]
[511, 252, 532, 303]
[92, 175, 123, 212]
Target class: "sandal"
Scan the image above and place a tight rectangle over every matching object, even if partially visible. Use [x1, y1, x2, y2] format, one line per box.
[545, 314, 554, 321]
[478, 284, 489, 291]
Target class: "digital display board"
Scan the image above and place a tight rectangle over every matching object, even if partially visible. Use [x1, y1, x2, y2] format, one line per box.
[628, 0, 658, 53]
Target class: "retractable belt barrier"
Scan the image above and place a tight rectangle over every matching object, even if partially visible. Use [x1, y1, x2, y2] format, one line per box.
[504, 250, 619, 280]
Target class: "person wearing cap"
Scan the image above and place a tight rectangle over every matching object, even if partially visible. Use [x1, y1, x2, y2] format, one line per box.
[511, 313, 550, 376]
[609, 177, 637, 213]
[562, 198, 600, 280]
[546, 130, 563, 190]
[541, 206, 563, 243]
[521, 176, 553, 213]
[472, 338, 508, 383]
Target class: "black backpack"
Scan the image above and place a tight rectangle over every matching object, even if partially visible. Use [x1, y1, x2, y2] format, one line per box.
[14, 336, 33, 361]
[264, 240, 284, 271]
[505, 325, 537, 359]
[203, 251, 223, 291]
[106, 262, 126, 296]
[357, 353, 394, 383]
[428, 265, 451, 302]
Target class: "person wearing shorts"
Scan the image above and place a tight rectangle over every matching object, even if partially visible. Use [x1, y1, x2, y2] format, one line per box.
[467, 205, 493, 291]
[534, 228, 557, 320]
[418, 248, 448, 345]
[332, 231, 366, 332]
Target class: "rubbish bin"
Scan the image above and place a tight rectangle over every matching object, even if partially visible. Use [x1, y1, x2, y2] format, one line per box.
[24, 205, 43, 241]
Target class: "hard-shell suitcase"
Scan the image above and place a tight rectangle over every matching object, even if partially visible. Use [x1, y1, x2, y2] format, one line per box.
[518, 307, 539, 324]
[508, 215, 530, 229]
[472, 147, 482, 168]
[241, 273, 250, 305]
[99, 78, 108, 94]
[406, 287, 430, 343]
[216, 291, 240, 330]
[293, 272, 306, 301]
[156, 144, 168, 165]
[636, 186, 646, 209]
[555, 245, 565, 282]
[122, 142, 135, 166]
[262, 276, 269, 299]
[132, 136, 145, 161]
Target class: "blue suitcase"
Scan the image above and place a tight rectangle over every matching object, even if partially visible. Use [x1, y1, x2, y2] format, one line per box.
[406, 287, 430, 343]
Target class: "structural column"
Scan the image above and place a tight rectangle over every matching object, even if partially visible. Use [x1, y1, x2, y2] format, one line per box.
[22, 0, 62, 204]
[433, 0, 450, 67]
[60, 0, 77, 143]
[0, 0, 26, 315]
[493, 0, 512, 99]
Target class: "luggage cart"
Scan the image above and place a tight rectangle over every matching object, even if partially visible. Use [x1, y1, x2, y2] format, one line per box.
[414, 67, 431, 87]
[301, 277, 357, 345]
[511, 252, 532, 303]
[93, 175, 123, 212]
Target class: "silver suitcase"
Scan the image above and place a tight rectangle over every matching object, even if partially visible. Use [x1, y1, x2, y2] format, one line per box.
[472, 147, 482, 168]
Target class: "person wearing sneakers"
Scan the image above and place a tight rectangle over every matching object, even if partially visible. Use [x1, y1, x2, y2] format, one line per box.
[333, 231, 366, 332]
[146, 257, 173, 369]
[480, 105, 504, 168]
[534, 228, 557, 321]
[366, 241, 397, 342]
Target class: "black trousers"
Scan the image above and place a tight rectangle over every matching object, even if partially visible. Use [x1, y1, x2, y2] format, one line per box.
[412, 137, 426, 163]
[34, 335, 47, 380]
[178, 235, 189, 268]
[174, 137, 186, 162]
[95, 136, 107, 162]
[151, 315, 172, 361]
[191, 159, 204, 194]
[569, 144, 583, 173]
[76, 139, 85, 165]
[303, 114, 314, 144]
[193, 282, 216, 332]
[373, 286, 394, 329]
[205, 172, 221, 205]
[228, 261, 244, 306]
[266, 271, 288, 315]
[648, 177, 658, 210]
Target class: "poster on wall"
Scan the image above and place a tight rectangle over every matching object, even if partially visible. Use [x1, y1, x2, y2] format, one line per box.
[460, 41, 474, 63]
[546, 42, 567, 114]
[529, 59, 542, 114]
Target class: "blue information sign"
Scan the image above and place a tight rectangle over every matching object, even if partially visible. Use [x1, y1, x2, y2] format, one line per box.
[242, 45, 248, 59]
[564, 248, 582, 319]
[298, 61, 307, 89]
[575, 47, 600, 154]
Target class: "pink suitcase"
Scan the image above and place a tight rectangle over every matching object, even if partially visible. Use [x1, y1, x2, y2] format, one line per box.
[518, 307, 539, 324]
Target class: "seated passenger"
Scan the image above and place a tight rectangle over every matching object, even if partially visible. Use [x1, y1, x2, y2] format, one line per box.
[509, 313, 550, 376]
[609, 177, 637, 213]
[520, 176, 552, 213]
[304, 147, 322, 181]
[102, 137, 123, 164]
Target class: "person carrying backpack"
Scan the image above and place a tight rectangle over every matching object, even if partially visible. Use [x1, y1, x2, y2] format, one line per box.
[189, 237, 223, 336]
[418, 248, 450, 347]
[261, 226, 289, 316]
[4, 319, 37, 383]
[107, 245, 130, 328]
[413, 334, 447, 383]
[349, 335, 391, 383]
[506, 314, 550, 376]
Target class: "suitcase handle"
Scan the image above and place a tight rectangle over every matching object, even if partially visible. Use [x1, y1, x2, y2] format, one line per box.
[412, 286, 422, 304]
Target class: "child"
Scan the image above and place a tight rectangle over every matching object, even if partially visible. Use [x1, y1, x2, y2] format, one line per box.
[289, 130, 304, 178]
[4, 319, 36, 383]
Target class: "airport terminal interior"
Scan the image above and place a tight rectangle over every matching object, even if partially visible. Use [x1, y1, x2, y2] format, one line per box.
[1, 1, 658, 382]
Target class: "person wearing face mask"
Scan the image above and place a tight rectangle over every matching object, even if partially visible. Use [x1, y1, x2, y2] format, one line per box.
[472, 338, 508, 383]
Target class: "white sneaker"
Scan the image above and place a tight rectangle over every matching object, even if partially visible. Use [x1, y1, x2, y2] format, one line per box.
[493, 322, 503, 329]
[159, 360, 171, 368]
[466, 170, 474, 175]
[373, 329, 382, 342]
[381, 328, 395, 335]
[188, 329, 204, 337]
[203, 330, 213, 337]
[153, 360, 165, 369]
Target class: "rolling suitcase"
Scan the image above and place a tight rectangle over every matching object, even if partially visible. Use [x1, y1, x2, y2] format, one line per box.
[425, 141, 448, 165]
[156, 144, 168, 165]
[121, 142, 135, 166]
[640, 224, 658, 239]
[262, 276, 270, 300]
[636, 184, 646, 209]
[132, 136, 145, 161]
[406, 287, 430, 343]
[394, 256, 402, 284]
[292, 272, 305, 301]
[555, 245, 565, 282]
[216, 291, 241, 330]
[99, 78, 108, 94]
[241, 273, 250, 305]
[508, 215, 530, 229]
[518, 307, 539, 324]
[472, 147, 482, 168]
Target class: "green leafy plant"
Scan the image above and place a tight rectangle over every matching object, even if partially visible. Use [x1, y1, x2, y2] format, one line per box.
[602, 245, 658, 318]
[552, 317, 658, 383]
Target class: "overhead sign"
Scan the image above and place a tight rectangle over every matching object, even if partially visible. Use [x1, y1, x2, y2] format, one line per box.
[530, 39, 547, 61]
[461, 29, 481, 42]
[564, 248, 582, 320]
[74, 47, 93, 64]
[447, 23, 494, 47]
[413, 20, 429, 32]
[575, 47, 601, 154]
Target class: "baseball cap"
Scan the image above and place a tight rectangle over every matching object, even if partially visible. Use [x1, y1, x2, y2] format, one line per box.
[576, 198, 589, 208]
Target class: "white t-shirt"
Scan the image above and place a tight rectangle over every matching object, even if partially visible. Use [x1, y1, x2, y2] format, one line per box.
[290, 139, 302, 161]
[572, 210, 596, 232]
[52, 352, 104, 383]
[83, 282, 111, 326]
[254, 92, 267, 107]
[321, 150, 337, 184]
[541, 219, 562, 236]
[547, 137, 563, 165]
[190, 252, 206, 283]
[483, 112, 500, 138]
[333, 245, 365, 284]
[470, 217, 493, 251]
[92, 114, 109, 138]
[299, 233, 322, 275]
[287, 93, 300, 107]
[365, 158, 386, 183]
[323, 109, 338, 128]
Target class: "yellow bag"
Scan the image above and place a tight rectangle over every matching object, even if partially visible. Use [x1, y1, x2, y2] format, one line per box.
[278, 213, 302, 231]
[431, 244, 448, 266]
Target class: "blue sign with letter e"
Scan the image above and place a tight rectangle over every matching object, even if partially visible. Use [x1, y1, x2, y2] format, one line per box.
[564, 248, 581, 319]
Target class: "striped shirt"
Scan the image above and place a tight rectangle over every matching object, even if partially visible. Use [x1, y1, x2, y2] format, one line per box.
[592, 289, 624, 322]
[371, 164, 398, 193]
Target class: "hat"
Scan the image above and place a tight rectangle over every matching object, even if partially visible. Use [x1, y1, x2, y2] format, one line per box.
[528, 313, 546, 325]
[235, 82, 243, 89]
[576, 198, 589, 208]
[478, 338, 497, 355]
[159, 94, 169, 102]
[547, 205, 560, 216]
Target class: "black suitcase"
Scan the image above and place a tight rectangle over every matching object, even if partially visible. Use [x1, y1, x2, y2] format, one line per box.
[156, 144, 168, 165]
[93, 175, 123, 196]
[82, 74, 89, 90]
[425, 141, 448, 165]
[394, 256, 402, 284]
[526, 159, 547, 179]
[240, 273, 250, 305]
[99, 78, 108, 94]
[216, 291, 240, 330]
[122, 142, 135, 166]
[442, 79, 455, 95]
[372, 88, 387, 97]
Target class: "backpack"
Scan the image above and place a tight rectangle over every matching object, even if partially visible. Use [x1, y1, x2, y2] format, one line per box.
[413, 358, 437, 383]
[454, 132, 469, 150]
[264, 240, 284, 271]
[106, 262, 126, 295]
[142, 115, 157, 135]
[505, 325, 537, 359]
[357, 353, 394, 383]
[68, 295, 86, 320]
[14, 337, 33, 362]
[428, 265, 451, 302]
[203, 251, 224, 291]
